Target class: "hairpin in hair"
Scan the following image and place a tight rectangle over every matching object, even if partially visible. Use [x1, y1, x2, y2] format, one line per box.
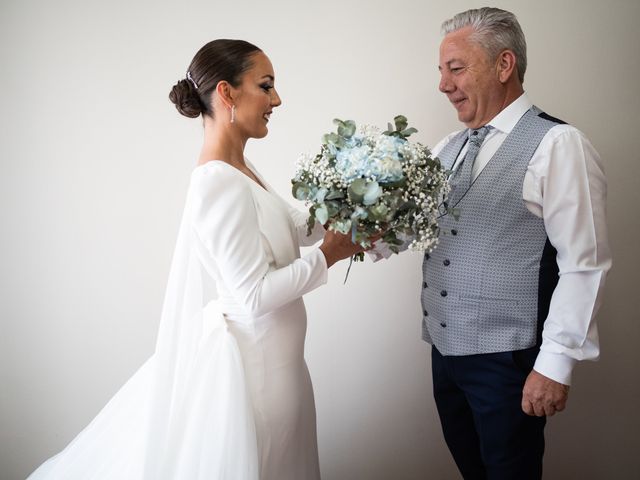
[186, 71, 199, 89]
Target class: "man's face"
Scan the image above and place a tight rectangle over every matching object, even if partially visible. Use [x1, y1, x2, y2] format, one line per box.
[438, 26, 504, 129]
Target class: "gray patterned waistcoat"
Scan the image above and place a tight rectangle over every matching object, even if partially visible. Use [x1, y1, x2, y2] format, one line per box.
[421, 107, 562, 355]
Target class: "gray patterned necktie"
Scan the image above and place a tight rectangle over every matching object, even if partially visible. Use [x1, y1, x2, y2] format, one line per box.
[452, 125, 493, 192]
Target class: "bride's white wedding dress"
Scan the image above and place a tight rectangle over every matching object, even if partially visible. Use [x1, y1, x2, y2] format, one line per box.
[28, 160, 328, 480]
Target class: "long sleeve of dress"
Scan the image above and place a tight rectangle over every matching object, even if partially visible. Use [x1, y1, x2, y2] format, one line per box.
[190, 164, 328, 318]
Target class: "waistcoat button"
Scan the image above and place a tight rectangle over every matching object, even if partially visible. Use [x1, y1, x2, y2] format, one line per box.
[443, 259, 451, 266]
[440, 290, 448, 297]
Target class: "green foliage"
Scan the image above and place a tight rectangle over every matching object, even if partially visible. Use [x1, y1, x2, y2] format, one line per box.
[325, 189, 345, 200]
[368, 203, 390, 222]
[322, 132, 345, 148]
[306, 209, 316, 235]
[347, 178, 367, 203]
[315, 203, 329, 224]
[322, 118, 356, 150]
[292, 182, 312, 201]
[383, 115, 419, 139]
[333, 118, 357, 138]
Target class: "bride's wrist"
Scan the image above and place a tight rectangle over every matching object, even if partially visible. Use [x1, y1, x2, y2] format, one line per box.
[319, 244, 337, 269]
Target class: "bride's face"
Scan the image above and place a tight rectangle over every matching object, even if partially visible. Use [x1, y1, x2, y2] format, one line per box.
[231, 52, 282, 139]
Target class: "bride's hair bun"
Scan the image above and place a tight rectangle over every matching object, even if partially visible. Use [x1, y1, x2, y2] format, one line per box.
[169, 79, 202, 118]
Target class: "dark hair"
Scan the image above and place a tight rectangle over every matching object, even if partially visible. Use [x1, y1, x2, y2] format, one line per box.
[169, 39, 262, 118]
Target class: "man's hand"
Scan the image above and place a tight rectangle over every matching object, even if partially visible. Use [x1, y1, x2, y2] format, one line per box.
[521, 370, 570, 417]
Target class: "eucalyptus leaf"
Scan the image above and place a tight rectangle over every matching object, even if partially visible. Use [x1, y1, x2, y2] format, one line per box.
[325, 200, 340, 217]
[325, 189, 345, 200]
[306, 212, 316, 235]
[292, 182, 310, 200]
[394, 115, 408, 132]
[347, 178, 367, 203]
[315, 203, 329, 225]
[334, 118, 357, 138]
[341, 120, 356, 138]
[350, 178, 367, 195]
[323, 132, 345, 148]
[314, 187, 328, 203]
[369, 203, 389, 221]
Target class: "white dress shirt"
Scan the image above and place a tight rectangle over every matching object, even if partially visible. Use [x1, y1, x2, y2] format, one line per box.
[431, 93, 612, 385]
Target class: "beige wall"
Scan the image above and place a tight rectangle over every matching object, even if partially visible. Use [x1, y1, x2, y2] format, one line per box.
[1, 0, 638, 478]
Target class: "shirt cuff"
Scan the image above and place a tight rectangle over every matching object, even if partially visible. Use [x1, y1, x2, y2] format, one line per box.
[533, 350, 577, 386]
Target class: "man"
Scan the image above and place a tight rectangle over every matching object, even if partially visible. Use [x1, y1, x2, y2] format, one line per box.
[423, 7, 611, 479]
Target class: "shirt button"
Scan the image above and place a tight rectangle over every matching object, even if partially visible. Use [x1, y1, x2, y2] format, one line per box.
[441, 290, 448, 297]
[451, 229, 458, 236]
[443, 259, 451, 266]
[440, 322, 447, 328]
[423, 282, 428, 289]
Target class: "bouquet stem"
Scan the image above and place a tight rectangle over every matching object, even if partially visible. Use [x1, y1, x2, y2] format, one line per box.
[343, 252, 364, 284]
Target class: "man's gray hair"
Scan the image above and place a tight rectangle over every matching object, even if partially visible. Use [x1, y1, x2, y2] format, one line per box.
[442, 7, 527, 84]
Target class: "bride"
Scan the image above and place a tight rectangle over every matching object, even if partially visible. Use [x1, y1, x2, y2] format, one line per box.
[28, 39, 365, 480]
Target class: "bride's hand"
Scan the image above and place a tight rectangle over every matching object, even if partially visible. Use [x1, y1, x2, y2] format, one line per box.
[319, 229, 366, 268]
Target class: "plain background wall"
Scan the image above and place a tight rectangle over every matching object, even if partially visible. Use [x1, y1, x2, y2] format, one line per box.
[1, 0, 639, 478]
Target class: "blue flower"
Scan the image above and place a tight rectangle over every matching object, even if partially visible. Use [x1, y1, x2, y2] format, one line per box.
[369, 136, 406, 182]
[375, 135, 405, 157]
[369, 155, 404, 182]
[335, 142, 372, 181]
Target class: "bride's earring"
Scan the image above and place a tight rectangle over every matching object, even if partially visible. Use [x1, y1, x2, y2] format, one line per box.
[230, 105, 236, 124]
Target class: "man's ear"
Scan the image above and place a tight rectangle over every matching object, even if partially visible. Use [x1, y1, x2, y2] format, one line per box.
[496, 49, 518, 84]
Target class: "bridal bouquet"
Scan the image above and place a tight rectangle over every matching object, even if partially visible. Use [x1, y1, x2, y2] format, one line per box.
[292, 115, 449, 260]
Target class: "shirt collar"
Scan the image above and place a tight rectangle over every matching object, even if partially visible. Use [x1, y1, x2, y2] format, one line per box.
[485, 92, 533, 134]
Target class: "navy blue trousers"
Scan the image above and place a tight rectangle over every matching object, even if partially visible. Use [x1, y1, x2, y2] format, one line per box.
[431, 346, 546, 480]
